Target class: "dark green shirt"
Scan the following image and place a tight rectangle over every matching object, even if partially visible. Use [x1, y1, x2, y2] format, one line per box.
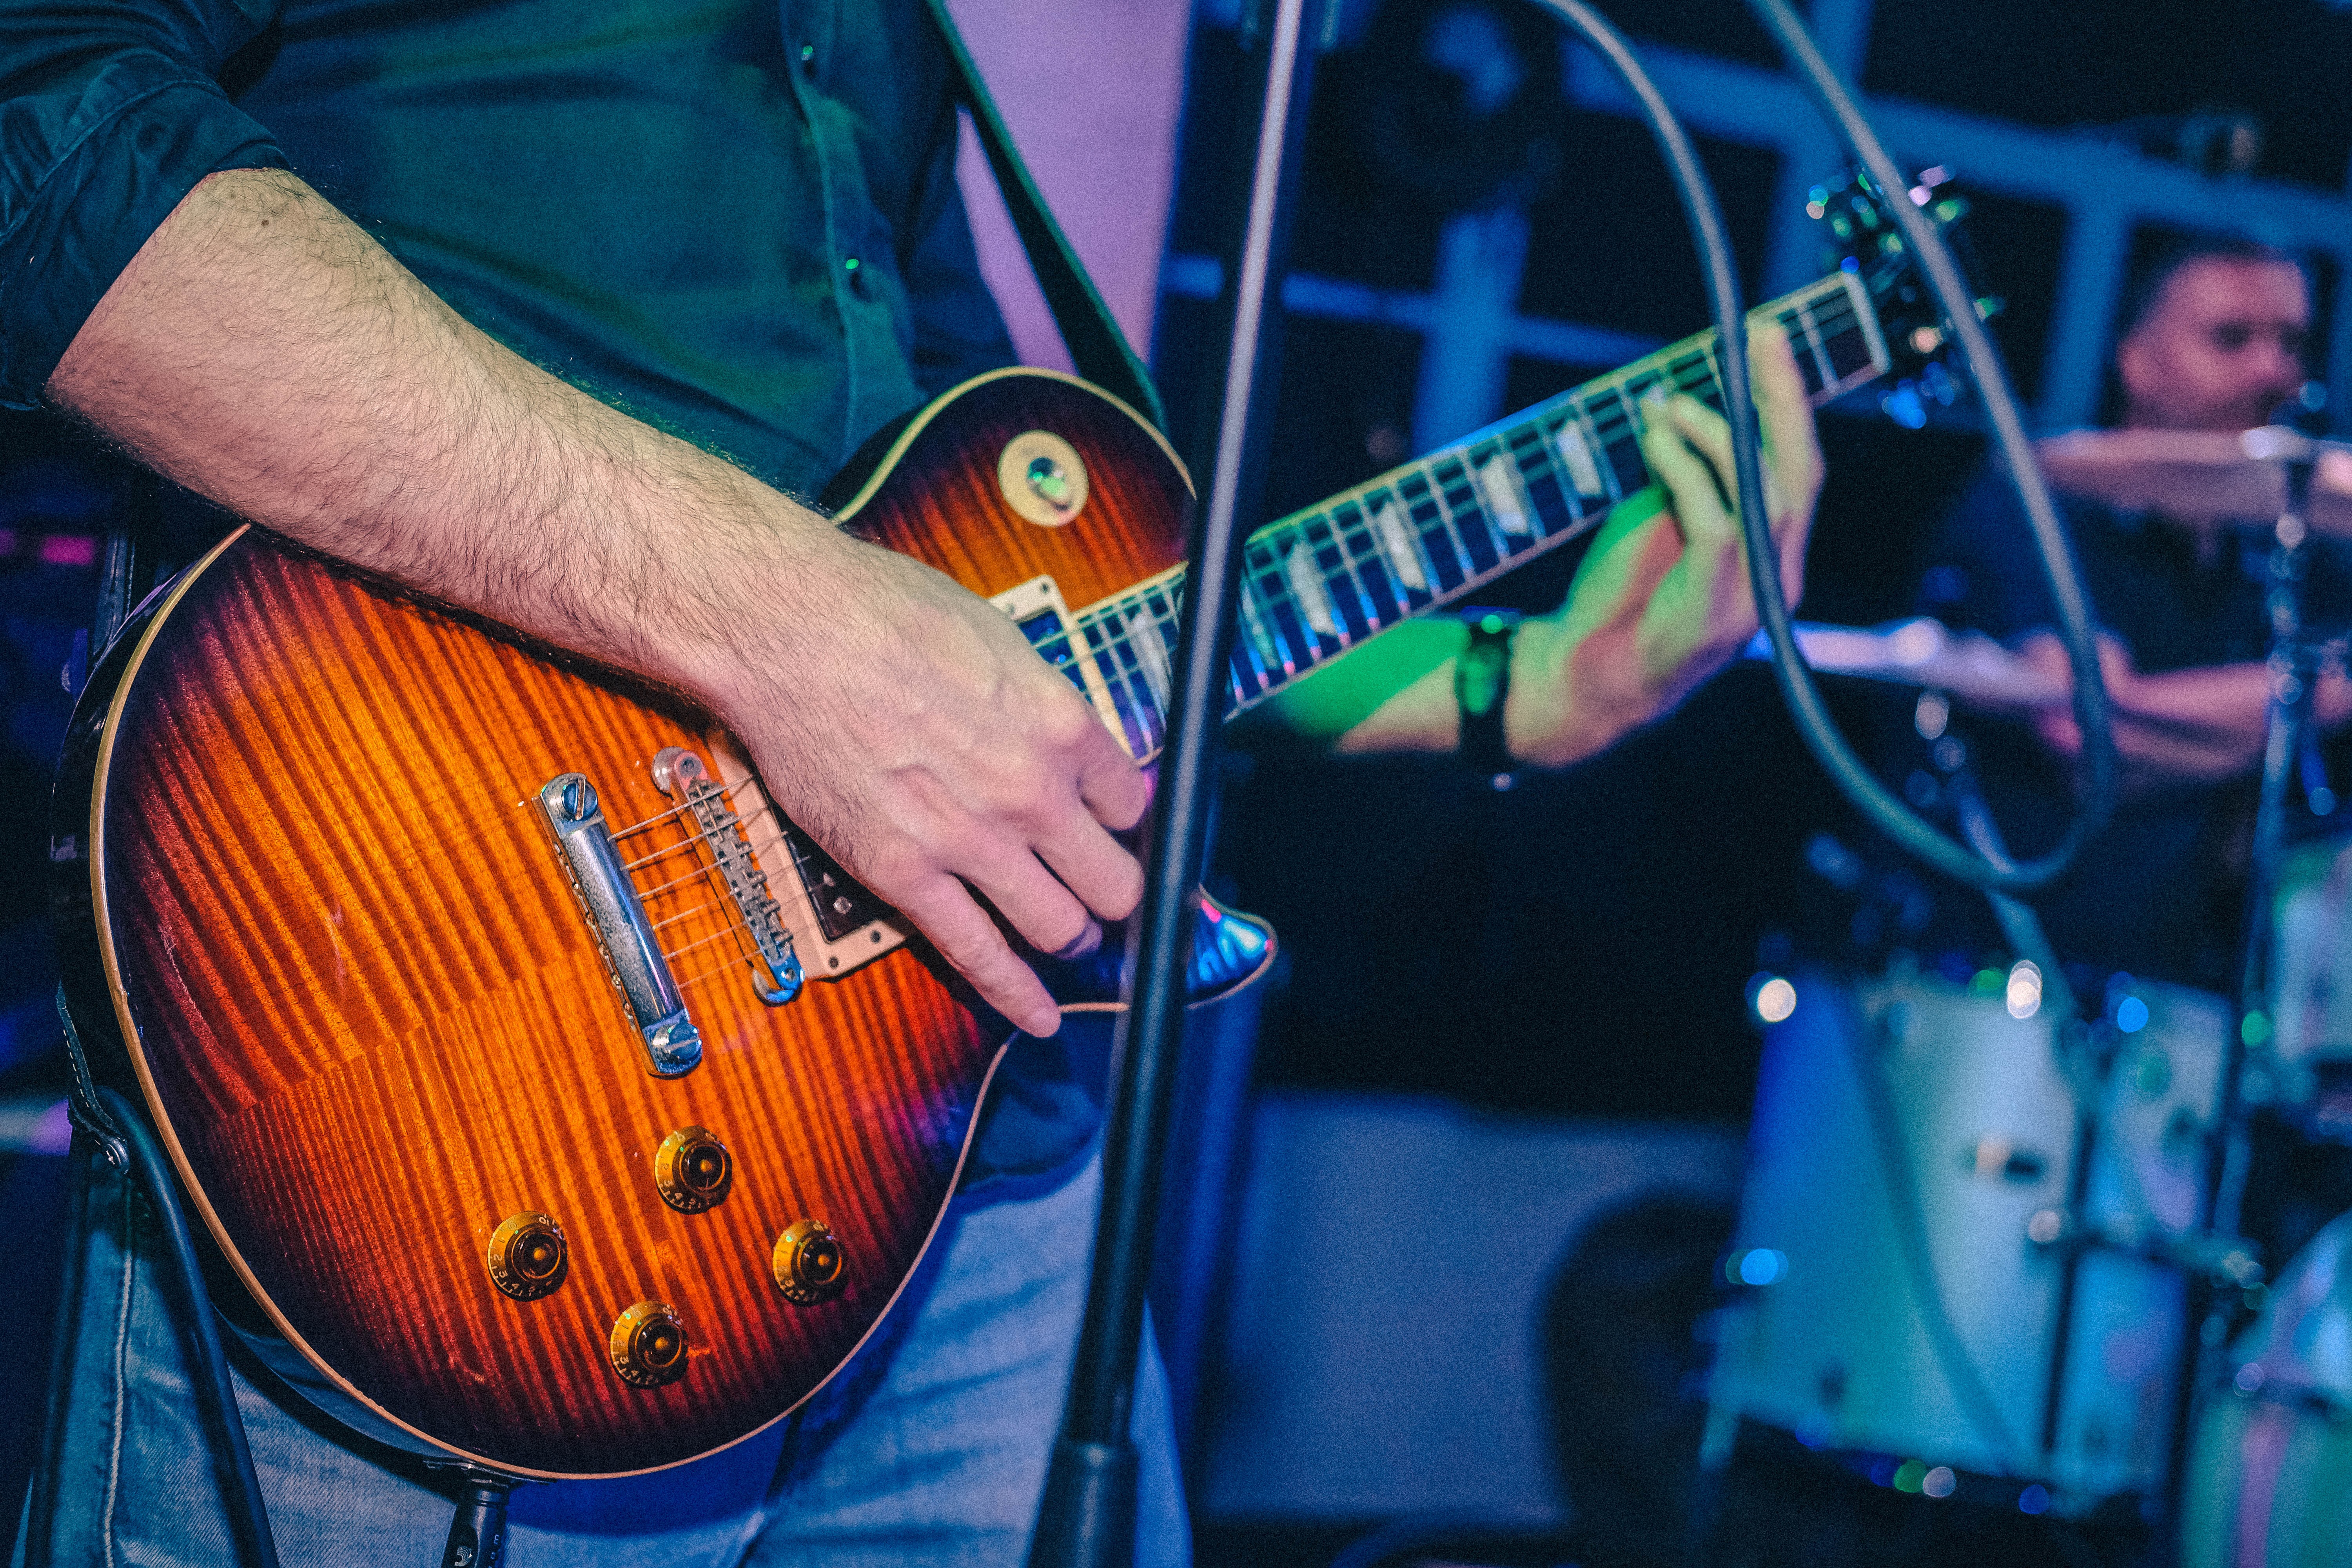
[0, 0, 1014, 496]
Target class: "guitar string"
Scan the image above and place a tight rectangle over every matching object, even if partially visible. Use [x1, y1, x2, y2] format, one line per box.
[635, 806, 893, 972]
[589, 295, 1869, 811]
[1068, 354, 1736, 703]
[645, 828, 797, 955]
[1067, 296, 1867, 693]
[606, 794, 702, 841]
[603, 769, 795, 845]
[639, 831, 812, 981]
[668, 860, 774, 995]
[621, 797, 777, 873]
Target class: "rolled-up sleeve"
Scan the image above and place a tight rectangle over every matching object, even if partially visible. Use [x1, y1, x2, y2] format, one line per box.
[0, 0, 286, 407]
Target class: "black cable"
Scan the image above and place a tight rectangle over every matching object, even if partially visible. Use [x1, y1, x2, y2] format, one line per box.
[1738, 0, 2116, 891]
[94, 1085, 281, 1568]
[1530, 0, 2113, 893]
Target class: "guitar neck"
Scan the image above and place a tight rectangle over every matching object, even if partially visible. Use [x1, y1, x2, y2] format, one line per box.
[1071, 267, 1893, 758]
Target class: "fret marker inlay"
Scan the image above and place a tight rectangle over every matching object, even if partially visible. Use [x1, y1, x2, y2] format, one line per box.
[1477, 454, 1532, 537]
[1372, 499, 1429, 592]
[1553, 423, 1604, 499]
[1284, 543, 1340, 639]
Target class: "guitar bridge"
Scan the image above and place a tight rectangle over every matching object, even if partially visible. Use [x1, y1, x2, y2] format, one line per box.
[652, 747, 803, 1005]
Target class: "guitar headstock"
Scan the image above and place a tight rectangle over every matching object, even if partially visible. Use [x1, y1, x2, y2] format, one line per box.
[1808, 166, 2000, 428]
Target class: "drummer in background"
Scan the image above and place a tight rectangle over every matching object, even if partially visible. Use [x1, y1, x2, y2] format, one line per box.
[1911, 237, 2352, 1004]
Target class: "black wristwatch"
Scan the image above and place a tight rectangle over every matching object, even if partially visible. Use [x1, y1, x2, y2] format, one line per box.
[1455, 608, 1521, 783]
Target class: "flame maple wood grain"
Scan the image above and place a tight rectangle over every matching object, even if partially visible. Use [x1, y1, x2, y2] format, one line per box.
[53, 370, 1196, 1477]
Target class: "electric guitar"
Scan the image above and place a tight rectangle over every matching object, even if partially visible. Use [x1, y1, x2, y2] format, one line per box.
[51, 173, 1959, 1477]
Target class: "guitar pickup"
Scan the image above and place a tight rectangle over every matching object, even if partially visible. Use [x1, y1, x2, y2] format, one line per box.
[781, 831, 889, 944]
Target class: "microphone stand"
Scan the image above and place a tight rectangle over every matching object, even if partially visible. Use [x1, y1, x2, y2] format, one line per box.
[1025, 1, 1325, 1563]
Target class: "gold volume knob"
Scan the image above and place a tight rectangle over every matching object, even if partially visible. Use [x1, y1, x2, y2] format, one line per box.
[653, 1126, 733, 1213]
[772, 1219, 848, 1305]
[486, 1212, 567, 1301]
[608, 1301, 689, 1388]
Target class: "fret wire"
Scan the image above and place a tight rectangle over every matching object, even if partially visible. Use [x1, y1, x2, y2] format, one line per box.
[1795, 301, 1836, 391]
[1125, 594, 1174, 723]
[1573, 399, 1624, 503]
[1430, 454, 1502, 575]
[1299, 509, 1373, 644]
[1607, 383, 1646, 495]
[1477, 441, 1535, 551]
[1100, 611, 1158, 755]
[1254, 538, 1318, 675]
[1242, 546, 1309, 676]
[1503, 425, 1556, 515]
[1136, 587, 1179, 733]
[1536, 414, 1601, 515]
[1534, 410, 1589, 509]
[1078, 615, 1143, 754]
[1063, 273, 1889, 708]
[1258, 570, 1319, 677]
[1235, 543, 1296, 674]
[1435, 454, 1491, 569]
[1272, 527, 1344, 650]
[1489, 439, 1546, 548]
[1331, 506, 1397, 630]
[1328, 502, 1403, 632]
[1399, 465, 1471, 590]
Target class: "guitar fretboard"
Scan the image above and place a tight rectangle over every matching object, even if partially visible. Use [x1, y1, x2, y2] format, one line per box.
[1071, 267, 1891, 759]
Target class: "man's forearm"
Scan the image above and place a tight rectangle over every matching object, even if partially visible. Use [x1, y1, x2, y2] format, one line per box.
[49, 167, 842, 708]
[48, 167, 1152, 1038]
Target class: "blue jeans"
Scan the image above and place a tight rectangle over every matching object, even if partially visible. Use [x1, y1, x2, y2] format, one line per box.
[16, 1139, 1188, 1567]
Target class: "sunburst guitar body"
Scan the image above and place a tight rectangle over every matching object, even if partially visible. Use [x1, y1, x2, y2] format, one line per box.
[49, 368, 1272, 1479]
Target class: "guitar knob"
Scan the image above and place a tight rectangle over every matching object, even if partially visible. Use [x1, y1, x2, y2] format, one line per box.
[608, 1301, 690, 1388]
[997, 430, 1089, 526]
[653, 1126, 733, 1213]
[485, 1212, 567, 1301]
[772, 1220, 847, 1305]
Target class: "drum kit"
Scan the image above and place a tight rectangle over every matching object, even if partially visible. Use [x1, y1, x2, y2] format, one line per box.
[1709, 424, 2352, 1562]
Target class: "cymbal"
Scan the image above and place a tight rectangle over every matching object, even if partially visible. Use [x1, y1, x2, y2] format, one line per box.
[1747, 618, 2068, 708]
[2034, 426, 2352, 537]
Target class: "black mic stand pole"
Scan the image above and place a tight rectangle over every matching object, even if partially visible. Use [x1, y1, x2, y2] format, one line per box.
[1025, 0, 1324, 1562]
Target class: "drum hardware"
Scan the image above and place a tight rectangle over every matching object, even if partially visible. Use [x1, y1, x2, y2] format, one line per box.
[2179, 1209, 2352, 1566]
[1743, 616, 2069, 711]
[2161, 423, 2336, 1527]
[1714, 719, 2239, 1505]
[2034, 426, 2352, 541]
[1710, 963, 2229, 1499]
[2023, 1205, 2263, 1288]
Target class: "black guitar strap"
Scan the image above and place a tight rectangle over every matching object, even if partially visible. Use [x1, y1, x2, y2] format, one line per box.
[918, 0, 1169, 432]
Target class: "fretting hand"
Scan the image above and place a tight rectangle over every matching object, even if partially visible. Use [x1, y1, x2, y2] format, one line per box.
[1508, 324, 1822, 766]
[1318, 324, 1824, 765]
